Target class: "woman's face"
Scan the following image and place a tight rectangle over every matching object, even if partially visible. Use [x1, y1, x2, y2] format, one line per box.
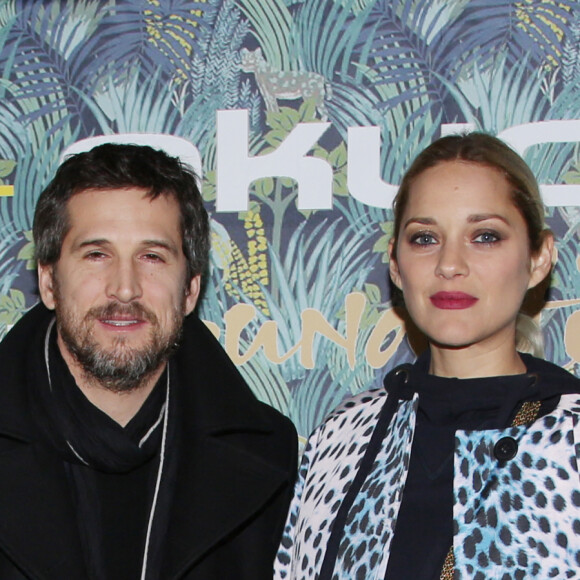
[389, 160, 551, 352]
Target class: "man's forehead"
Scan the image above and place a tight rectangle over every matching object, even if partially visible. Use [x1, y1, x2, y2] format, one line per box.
[69, 186, 155, 202]
[67, 187, 177, 211]
[63, 188, 183, 242]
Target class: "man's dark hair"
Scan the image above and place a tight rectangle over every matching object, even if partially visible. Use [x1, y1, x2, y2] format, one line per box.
[33, 143, 210, 281]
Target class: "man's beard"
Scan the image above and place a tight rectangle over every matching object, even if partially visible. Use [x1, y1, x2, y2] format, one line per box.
[54, 296, 186, 394]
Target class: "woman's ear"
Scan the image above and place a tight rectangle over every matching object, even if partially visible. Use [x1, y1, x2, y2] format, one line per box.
[528, 231, 554, 290]
[388, 238, 403, 290]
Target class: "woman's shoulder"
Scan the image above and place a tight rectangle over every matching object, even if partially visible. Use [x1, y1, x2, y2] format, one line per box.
[522, 353, 580, 392]
[320, 363, 416, 428]
[556, 393, 580, 414]
[321, 386, 387, 429]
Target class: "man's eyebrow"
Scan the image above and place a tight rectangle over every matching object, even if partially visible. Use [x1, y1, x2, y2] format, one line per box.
[141, 239, 180, 256]
[75, 238, 180, 256]
[76, 238, 109, 249]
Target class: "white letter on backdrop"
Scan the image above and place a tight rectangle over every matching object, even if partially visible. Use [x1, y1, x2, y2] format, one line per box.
[347, 126, 398, 208]
[216, 109, 332, 212]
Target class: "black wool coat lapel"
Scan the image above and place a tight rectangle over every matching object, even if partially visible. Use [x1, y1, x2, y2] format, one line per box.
[161, 315, 297, 578]
[0, 304, 88, 578]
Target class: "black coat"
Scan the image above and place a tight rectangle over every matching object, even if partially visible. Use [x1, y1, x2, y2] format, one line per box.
[0, 304, 298, 579]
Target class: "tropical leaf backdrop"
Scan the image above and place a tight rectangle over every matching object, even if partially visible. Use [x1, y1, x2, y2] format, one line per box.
[1, 0, 580, 441]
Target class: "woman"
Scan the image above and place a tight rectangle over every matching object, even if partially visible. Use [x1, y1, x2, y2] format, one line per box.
[275, 133, 580, 580]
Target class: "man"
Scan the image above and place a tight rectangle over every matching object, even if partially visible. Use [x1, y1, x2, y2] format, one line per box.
[0, 143, 297, 579]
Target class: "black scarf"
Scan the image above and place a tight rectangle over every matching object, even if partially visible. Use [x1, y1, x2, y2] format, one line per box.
[27, 317, 181, 579]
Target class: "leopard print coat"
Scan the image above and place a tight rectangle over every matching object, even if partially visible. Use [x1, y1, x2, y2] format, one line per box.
[275, 359, 580, 580]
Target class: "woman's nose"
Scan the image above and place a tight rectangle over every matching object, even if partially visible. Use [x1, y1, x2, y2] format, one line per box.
[435, 241, 469, 279]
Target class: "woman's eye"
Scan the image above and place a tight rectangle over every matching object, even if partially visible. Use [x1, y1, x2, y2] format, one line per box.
[410, 232, 437, 245]
[473, 231, 500, 244]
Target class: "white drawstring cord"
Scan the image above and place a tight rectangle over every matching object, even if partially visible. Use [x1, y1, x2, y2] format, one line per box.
[140, 367, 170, 580]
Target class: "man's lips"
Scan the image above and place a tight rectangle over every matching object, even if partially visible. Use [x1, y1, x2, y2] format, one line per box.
[97, 313, 148, 329]
[429, 292, 478, 310]
[100, 318, 143, 327]
[89, 303, 157, 330]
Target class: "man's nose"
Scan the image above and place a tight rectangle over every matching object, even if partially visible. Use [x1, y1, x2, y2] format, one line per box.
[105, 259, 143, 303]
[434, 241, 469, 279]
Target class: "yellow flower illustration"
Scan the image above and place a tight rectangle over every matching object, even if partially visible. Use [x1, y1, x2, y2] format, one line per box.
[212, 213, 271, 316]
[515, 0, 571, 68]
[144, 0, 207, 81]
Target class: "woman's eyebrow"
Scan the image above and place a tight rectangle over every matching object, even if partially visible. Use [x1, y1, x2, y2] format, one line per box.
[468, 213, 509, 224]
[403, 216, 436, 228]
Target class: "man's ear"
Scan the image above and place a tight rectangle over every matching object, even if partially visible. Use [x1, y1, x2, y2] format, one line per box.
[388, 238, 403, 290]
[184, 274, 201, 315]
[528, 231, 554, 290]
[38, 263, 56, 310]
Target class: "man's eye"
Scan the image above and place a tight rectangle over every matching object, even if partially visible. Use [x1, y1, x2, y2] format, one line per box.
[143, 253, 164, 262]
[85, 251, 107, 259]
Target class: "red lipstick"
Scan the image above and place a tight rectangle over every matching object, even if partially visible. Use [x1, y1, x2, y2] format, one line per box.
[430, 291, 478, 310]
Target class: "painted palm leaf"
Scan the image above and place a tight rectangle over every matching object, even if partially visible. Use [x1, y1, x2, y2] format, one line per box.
[237, 0, 292, 69]
[71, 0, 213, 90]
